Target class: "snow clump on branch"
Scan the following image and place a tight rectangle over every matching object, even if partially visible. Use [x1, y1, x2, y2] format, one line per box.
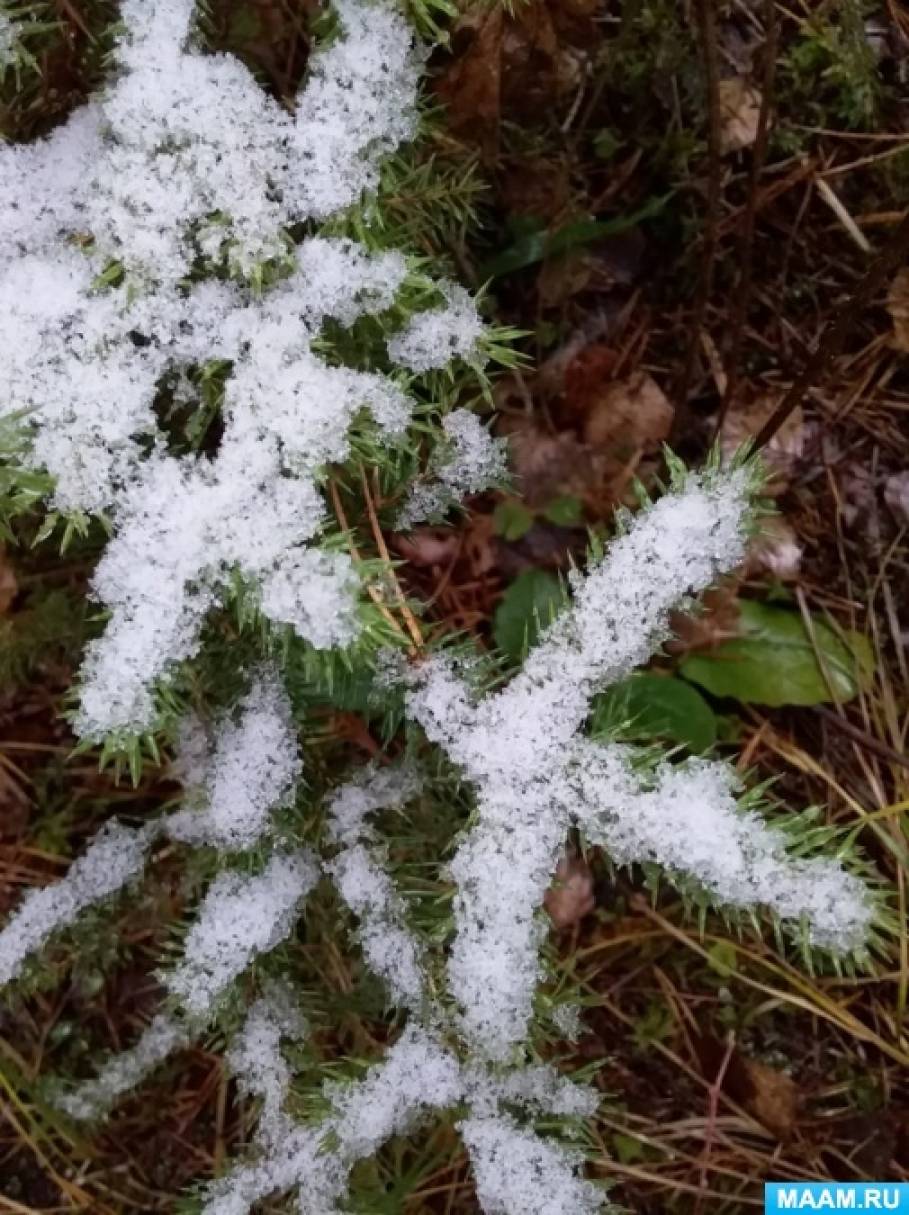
[0, 0, 489, 742]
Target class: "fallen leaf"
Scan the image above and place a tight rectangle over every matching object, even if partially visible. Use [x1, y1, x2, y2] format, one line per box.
[435, 7, 503, 160]
[545, 853, 595, 929]
[464, 513, 498, 577]
[668, 583, 742, 654]
[500, 1, 562, 117]
[740, 1056, 799, 1139]
[392, 528, 460, 568]
[505, 424, 599, 508]
[497, 156, 573, 224]
[501, 360, 672, 513]
[551, 0, 600, 19]
[694, 1034, 798, 1140]
[439, 0, 585, 161]
[562, 342, 620, 404]
[745, 515, 802, 582]
[720, 395, 804, 494]
[582, 370, 674, 451]
[887, 268, 909, 351]
[718, 77, 764, 155]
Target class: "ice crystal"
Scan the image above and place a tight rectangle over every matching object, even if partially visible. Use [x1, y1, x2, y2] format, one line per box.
[460, 1114, 603, 1215]
[0, 671, 303, 999]
[204, 1020, 602, 1215]
[226, 985, 309, 1148]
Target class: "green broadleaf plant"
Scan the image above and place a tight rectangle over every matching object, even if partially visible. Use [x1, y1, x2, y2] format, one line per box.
[679, 599, 875, 707]
[590, 671, 718, 754]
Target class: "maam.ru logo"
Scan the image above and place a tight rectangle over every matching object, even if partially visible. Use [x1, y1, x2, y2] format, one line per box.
[766, 1184, 909, 1212]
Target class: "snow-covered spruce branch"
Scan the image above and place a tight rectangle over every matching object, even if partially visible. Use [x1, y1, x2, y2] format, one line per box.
[0, 471, 877, 1213]
[405, 465, 873, 1059]
[0, 0, 499, 742]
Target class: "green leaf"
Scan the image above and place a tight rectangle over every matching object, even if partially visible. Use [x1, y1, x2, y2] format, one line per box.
[679, 600, 875, 707]
[707, 940, 738, 978]
[593, 129, 622, 162]
[493, 569, 564, 662]
[612, 1133, 646, 1165]
[541, 494, 582, 527]
[479, 194, 673, 279]
[493, 498, 535, 542]
[589, 672, 718, 753]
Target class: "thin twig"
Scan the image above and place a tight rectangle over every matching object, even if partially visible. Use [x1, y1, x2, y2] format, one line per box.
[715, 0, 778, 436]
[696, 1031, 737, 1213]
[813, 704, 909, 772]
[672, 0, 723, 436]
[328, 477, 408, 645]
[753, 208, 909, 450]
[359, 464, 424, 654]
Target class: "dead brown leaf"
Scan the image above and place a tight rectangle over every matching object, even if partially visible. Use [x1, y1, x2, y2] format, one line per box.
[561, 342, 620, 405]
[694, 1034, 799, 1140]
[435, 7, 503, 160]
[463, 513, 498, 577]
[582, 370, 674, 452]
[745, 514, 802, 582]
[392, 529, 460, 569]
[545, 853, 595, 929]
[887, 267, 909, 351]
[497, 155, 573, 223]
[668, 582, 741, 654]
[503, 367, 672, 513]
[505, 424, 598, 508]
[436, 0, 587, 159]
[720, 394, 804, 494]
[736, 1056, 799, 1140]
[718, 77, 764, 155]
[500, 2, 563, 117]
